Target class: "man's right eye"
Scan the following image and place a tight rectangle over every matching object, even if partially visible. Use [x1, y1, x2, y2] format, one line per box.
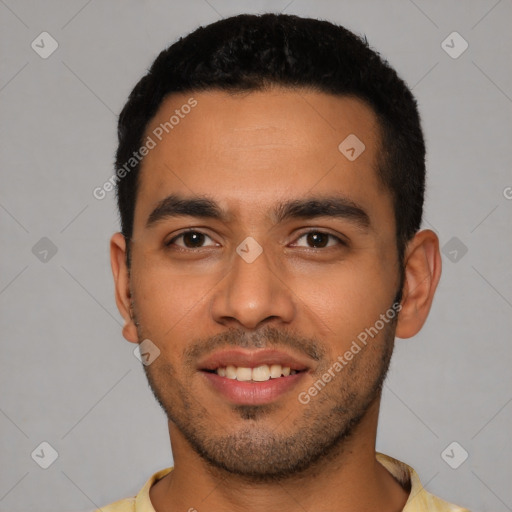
[166, 230, 218, 249]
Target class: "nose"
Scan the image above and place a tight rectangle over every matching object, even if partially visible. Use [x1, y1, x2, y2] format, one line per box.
[210, 242, 296, 330]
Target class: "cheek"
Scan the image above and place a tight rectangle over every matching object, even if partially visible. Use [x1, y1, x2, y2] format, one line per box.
[290, 258, 396, 350]
[131, 263, 217, 340]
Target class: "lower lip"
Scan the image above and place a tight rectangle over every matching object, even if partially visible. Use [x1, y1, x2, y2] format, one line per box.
[201, 371, 306, 405]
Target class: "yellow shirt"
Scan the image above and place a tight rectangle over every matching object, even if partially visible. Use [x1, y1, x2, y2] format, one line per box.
[96, 452, 471, 511]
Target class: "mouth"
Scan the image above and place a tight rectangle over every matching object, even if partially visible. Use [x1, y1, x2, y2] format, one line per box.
[203, 364, 302, 381]
[198, 349, 310, 405]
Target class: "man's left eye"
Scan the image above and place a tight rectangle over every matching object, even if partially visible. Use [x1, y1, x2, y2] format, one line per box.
[292, 231, 345, 249]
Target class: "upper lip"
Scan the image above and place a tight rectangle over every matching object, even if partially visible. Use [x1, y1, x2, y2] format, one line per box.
[198, 349, 311, 372]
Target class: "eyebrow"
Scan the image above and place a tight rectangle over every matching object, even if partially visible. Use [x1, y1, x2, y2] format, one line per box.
[146, 194, 371, 231]
[146, 195, 229, 227]
[272, 197, 370, 230]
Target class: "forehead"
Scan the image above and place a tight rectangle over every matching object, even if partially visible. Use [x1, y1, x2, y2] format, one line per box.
[134, 88, 390, 228]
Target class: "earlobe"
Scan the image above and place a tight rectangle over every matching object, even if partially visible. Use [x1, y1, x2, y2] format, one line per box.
[110, 232, 139, 344]
[395, 229, 442, 339]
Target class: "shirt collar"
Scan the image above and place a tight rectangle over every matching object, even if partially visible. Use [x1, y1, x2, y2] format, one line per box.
[375, 452, 469, 511]
[132, 452, 468, 512]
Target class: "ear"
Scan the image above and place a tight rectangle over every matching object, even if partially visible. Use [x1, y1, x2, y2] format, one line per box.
[110, 232, 139, 343]
[395, 229, 442, 339]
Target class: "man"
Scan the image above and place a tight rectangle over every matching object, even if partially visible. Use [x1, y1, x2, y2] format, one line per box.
[102, 13, 470, 512]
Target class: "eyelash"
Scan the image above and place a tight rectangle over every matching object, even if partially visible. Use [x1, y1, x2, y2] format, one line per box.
[165, 229, 347, 251]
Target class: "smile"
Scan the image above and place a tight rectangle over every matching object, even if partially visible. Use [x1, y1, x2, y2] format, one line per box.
[198, 349, 311, 405]
[208, 364, 300, 381]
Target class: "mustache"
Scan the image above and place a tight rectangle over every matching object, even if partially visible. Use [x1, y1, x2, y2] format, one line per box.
[183, 325, 325, 366]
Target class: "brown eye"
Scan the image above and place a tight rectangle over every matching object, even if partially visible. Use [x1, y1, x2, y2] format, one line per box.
[182, 232, 206, 248]
[306, 232, 329, 248]
[293, 231, 344, 249]
[167, 230, 216, 249]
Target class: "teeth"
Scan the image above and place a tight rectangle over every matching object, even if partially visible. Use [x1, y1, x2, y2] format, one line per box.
[270, 364, 282, 378]
[215, 364, 294, 381]
[252, 364, 270, 382]
[225, 365, 237, 379]
[236, 367, 252, 382]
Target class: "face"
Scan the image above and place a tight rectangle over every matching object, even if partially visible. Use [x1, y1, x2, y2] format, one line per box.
[117, 88, 405, 479]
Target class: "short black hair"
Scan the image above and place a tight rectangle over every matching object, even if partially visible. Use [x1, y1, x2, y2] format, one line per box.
[115, 13, 425, 266]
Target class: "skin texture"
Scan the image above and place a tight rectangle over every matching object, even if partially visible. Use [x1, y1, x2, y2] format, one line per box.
[110, 88, 442, 512]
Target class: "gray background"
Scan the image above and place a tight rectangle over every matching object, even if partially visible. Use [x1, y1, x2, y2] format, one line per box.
[1, 1, 511, 511]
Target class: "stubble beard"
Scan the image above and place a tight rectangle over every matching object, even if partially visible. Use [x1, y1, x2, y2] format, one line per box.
[136, 317, 397, 482]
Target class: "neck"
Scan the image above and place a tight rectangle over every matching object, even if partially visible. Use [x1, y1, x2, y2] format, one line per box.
[150, 398, 409, 512]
